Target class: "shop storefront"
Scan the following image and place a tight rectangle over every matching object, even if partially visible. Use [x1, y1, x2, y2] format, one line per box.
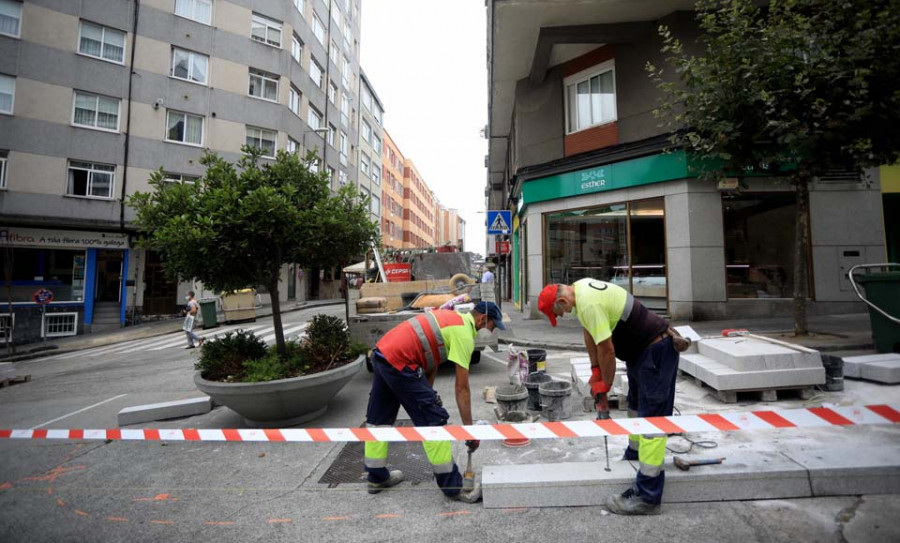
[0, 226, 129, 344]
[513, 151, 883, 321]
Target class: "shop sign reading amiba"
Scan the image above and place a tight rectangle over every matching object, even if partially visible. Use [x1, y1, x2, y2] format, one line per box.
[0, 227, 129, 249]
[520, 150, 691, 209]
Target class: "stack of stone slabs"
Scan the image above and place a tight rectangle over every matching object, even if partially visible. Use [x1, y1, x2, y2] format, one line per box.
[841, 353, 900, 384]
[679, 336, 825, 400]
[570, 357, 628, 411]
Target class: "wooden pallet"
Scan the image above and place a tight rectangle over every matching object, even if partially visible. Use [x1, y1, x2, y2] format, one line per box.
[0, 375, 31, 388]
[685, 373, 815, 403]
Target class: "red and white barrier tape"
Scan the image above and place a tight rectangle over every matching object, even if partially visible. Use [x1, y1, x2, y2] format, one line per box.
[1, 404, 897, 443]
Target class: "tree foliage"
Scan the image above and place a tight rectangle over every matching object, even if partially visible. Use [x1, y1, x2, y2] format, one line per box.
[129, 147, 378, 355]
[647, 0, 900, 333]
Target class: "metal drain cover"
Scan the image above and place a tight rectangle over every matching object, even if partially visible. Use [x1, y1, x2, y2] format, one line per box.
[318, 420, 436, 487]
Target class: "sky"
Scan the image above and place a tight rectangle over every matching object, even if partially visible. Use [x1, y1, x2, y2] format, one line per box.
[360, 0, 488, 256]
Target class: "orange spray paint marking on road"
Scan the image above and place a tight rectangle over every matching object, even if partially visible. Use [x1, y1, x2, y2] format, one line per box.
[322, 516, 348, 521]
[0, 482, 12, 490]
[375, 514, 402, 518]
[267, 518, 293, 524]
[105, 516, 129, 522]
[437, 511, 470, 517]
[74, 509, 89, 517]
[204, 521, 236, 526]
[150, 520, 174, 525]
[21, 465, 87, 484]
[134, 493, 178, 502]
[56, 499, 66, 507]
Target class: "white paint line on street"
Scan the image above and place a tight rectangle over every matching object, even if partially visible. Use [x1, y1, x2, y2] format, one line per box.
[483, 350, 508, 366]
[30, 394, 128, 429]
[261, 324, 309, 344]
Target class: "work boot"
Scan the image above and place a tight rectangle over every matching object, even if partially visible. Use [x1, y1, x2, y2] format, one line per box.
[367, 470, 404, 495]
[606, 488, 661, 516]
[450, 482, 482, 504]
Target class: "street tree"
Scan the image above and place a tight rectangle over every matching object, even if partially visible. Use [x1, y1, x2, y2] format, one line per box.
[129, 148, 378, 356]
[648, 0, 900, 334]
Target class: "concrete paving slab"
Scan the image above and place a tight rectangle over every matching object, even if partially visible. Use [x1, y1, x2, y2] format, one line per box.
[860, 359, 900, 384]
[483, 452, 812, 508]
[681, 354, 825, 391]
[700, 337, 815, 371]
[783, 447, 900, 497]
[117, 396, 213, 426]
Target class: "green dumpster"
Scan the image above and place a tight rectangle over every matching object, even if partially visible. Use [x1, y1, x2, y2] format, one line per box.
[856, 272, 900, 353]
[199, 298, 219, 329]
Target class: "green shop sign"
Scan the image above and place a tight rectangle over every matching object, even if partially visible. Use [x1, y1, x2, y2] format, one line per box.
[519, 150, 690, 211]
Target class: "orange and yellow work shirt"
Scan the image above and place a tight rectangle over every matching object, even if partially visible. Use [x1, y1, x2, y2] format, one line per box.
[376, 310, 477, 372]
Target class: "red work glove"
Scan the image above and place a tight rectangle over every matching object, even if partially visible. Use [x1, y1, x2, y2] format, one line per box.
[465, 439, 480, 452]
[589, 366, 611, 396]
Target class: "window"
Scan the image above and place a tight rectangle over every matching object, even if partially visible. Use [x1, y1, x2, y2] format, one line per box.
[371, 194, 380, 215]
[72, 91, 120, 131]
[166, 110, 203, 145]
[163, 173, 199, 184]
[246, 126, 277, 158]
[328, 166, 336, 185]
[307, 105, 323, 129]
[360, 153, 369, 175]
[0, 0, 22, 38]
[0, 74, 13, 114]
[0, 149, 7, 189]
[338, 170, 348, 186]
[312, 13, 325, 45]
[293, 0, 304, 14]
[372, 134, 381, 153]
[331, 3, 341, 27]
[371, 164, 380, 186]
[249, 68, 278, 101]
[361, 120, 371, 144]
[251, 13, 281, 48]
[43, 313, 78, 338]
[175, 0, 211, 25]
[330, 41, 340, 66]
[67, 160, 115, 198]
[328, 81, 337, 104]
[0, 313, 12, 341]
[171, 47, 208, 85]
[565, 64, 616, 133]
[362, 86, 372, 111]
[339, 131, 348, 165]
[287, 137, 299, 154]
[373, 103, 383, 125]
[341, 54, 350, 87]
[340, 94, 349, 126]
[78, 21, 125, 64]
[327, 123, 336, 146]
[309, 60, 323, 88]
[289, 85, 301, 116]
[291, 34, 302, 63]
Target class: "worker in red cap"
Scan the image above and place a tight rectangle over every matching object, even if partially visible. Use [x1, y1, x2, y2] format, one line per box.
[363, 301, 505, 504]
[537, 280, 688, 515]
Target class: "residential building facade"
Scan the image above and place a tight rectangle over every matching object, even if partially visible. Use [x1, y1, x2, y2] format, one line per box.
[0, 0, 364, 343]
[380, 129, 404, 250]
[486, 0, 886, 321]
[402, 159, 436, 249]
[357, 70, 383, 224]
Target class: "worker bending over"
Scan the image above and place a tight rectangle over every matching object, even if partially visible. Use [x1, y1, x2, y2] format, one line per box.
[363, 301, 505, 503]
[538, 279, 688, 515]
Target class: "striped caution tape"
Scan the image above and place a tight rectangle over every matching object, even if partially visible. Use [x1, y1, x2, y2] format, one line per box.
[1, 404, 897, 443]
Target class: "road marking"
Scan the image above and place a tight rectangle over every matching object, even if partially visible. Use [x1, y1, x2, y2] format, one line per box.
[267, 518, 292, 524]
[30, 394, 127, 430]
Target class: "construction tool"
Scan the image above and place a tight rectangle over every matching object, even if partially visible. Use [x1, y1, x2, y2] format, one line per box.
[673, 456, 725, 471]
[595, 393, 611, 472]
[462, 442, 477, 491]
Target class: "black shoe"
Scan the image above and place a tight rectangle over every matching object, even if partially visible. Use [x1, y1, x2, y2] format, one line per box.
[606, 488, 661, 516]
[185, 345, 196, 349]
[367, 470, 404, 494]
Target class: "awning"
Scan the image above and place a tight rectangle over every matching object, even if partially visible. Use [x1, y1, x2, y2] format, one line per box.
[343, 261, 367, 274]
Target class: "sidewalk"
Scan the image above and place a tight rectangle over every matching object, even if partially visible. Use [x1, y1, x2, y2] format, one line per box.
[496, 304, 876, 353]
[0, 299, 344, 363]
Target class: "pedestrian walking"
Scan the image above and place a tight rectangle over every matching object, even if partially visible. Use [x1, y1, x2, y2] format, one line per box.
[363, 301, 506, 503]
[537, 279, 689, 515]
[182, 291, 204, 349]
[481, 263, 495, 284]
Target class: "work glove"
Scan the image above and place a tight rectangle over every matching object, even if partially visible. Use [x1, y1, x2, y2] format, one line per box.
[589, 365, 611, 396]
[465, 439, 480, 452]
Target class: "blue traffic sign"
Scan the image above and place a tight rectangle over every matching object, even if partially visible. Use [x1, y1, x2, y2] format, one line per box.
[486, 210, 512, 235]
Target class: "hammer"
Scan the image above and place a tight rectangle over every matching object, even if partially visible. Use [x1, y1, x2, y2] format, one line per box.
[674, 456, 725, 471]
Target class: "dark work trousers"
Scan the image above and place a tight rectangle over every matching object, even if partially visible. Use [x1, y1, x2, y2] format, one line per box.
[624, 337, 680, 504]
[364, 351, 462, 495]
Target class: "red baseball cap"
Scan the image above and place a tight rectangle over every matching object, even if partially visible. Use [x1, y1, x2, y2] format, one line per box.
[537, 284, 559, 327]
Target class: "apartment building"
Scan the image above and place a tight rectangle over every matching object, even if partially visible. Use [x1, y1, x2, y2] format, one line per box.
[435, 206, 462, 249]
[486, 0, 885, 320]
[0, 0, 364, 343]
[402, 159, 436, 249]
[357, 70, 382, 223]
[380, 129, 404, 250]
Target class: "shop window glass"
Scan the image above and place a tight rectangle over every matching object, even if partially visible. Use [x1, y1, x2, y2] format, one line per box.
[0, 248, 85, 302]
[723, 192, 805, 298]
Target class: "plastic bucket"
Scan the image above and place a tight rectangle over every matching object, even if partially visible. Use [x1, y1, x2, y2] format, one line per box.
[527, 349, 547, 373]
[495, 385, 528, 418]
[539, 381, 573, 421]
[523, 372, 552, 411]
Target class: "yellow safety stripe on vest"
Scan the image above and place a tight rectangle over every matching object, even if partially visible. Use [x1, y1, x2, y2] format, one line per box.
[422, 440, 453, 469]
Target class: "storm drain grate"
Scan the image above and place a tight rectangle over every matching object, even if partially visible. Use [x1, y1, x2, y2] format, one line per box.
[318, 420, 435, 487]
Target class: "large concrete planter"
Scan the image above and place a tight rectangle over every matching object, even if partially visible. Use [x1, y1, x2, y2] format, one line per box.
[194, 355, 364, 427]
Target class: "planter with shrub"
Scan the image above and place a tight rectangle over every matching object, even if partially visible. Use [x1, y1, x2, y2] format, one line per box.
[194, 315, 367, 427]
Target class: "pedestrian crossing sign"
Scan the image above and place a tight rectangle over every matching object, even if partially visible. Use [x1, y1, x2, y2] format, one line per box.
[486, 210, 512, 234]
